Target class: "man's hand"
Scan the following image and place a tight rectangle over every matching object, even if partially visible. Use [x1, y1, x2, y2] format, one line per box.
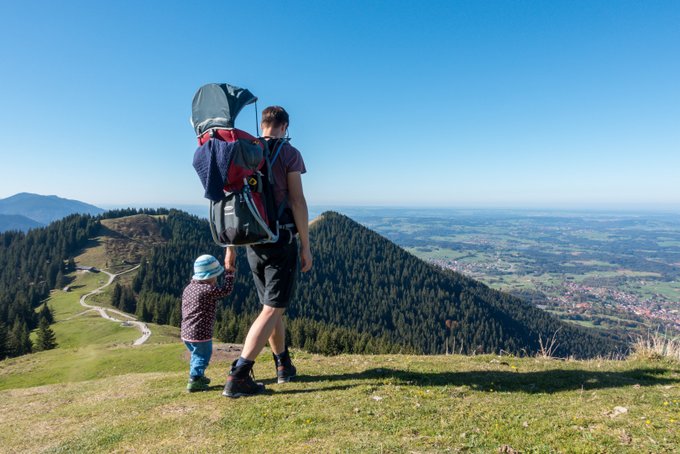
[300, 245, 313, 272]
[224, 247, 236, 273]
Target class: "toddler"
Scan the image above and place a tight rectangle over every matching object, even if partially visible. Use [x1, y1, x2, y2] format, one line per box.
[181, 254, 234, 392]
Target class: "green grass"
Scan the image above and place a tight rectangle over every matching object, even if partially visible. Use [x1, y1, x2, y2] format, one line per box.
[0, 343, 185, 391]
[578, 231, 615, 241]
[87, 266, 139, 307]
[52, 312, 141, 348]
[11, 268, 184, 392]
[565, 319, 601, 329]
[487, 277, 536, 291]
[40, 288, 180, 349]
[567, 260, 618, 268]
[405, 246, 473, 261]
[6, 238, 679, 452]
[630, 280, 680, 301]
[1, 351, 678, 453]
[38, 271, 138, 348]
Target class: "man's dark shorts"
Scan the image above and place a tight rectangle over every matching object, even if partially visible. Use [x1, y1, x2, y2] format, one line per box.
[246, 230, 299, 309]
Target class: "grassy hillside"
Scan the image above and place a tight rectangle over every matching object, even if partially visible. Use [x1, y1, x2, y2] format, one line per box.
[7, 267, 182, 391]
[1, 268, 679, 452]
[1, 350, 678, 452]
[74, 213, 167, 307]
[76, 213, 167, 271]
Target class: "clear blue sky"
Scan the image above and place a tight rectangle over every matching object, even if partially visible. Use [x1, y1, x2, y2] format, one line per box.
[1, 1, 678, 210]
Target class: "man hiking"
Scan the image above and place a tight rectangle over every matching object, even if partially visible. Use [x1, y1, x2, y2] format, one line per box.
[222, 105, 312, 398]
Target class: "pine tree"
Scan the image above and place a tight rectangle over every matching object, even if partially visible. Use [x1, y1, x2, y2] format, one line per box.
[0, 322, 8, 360]
[169, 306, 181, 327]
[39, 303, 54, 325]
[111, 283, 122, 308]
[55, 270, 66, 289]
[8, 320, 32, 357]
[35, 318, 58, 351]
[0, 213, 101, 359]
[121, 286, 136, 313]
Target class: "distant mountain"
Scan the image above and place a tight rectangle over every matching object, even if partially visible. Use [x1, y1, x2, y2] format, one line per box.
[0, 213, 44, 232]
[0, 193, 104, 225]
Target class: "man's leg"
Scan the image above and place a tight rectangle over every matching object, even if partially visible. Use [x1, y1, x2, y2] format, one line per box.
[269, 315, 296, 383]
[269, 315, 286, 355]
[224, 239, 297, 397]
[240, 306, 285, 361]
[223, 307, 281, 398]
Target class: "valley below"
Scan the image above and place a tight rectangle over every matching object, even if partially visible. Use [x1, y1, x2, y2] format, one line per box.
[342, 208, 680, 338]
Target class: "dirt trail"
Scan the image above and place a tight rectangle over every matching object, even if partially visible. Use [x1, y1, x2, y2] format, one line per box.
[78, 265, 151, 345]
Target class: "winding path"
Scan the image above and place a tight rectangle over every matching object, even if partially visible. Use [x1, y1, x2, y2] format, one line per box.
[78, 265, 151, 345]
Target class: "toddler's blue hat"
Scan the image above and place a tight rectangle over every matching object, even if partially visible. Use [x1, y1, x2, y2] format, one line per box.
[193, 254, 224, 280]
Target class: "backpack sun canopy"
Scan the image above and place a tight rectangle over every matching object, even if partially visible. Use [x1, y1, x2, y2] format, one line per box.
[191, 83, 257, 136]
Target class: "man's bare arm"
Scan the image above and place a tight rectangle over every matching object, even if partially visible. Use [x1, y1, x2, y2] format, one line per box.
[287, 171, 312, 272]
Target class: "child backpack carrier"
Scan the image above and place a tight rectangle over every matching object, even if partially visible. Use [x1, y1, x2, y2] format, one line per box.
[191, 83, 287, 247]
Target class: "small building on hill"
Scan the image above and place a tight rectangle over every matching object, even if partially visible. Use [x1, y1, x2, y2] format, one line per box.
[76, 265, 99, 273]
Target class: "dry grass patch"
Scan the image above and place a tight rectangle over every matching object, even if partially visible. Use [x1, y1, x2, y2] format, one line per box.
[631, 331, 680, 361]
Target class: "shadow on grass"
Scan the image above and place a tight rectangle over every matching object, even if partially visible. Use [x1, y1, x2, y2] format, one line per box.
[273, 365, 680, 395]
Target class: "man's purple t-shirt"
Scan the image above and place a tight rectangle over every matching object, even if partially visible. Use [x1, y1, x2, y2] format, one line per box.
[270, 141, 306, 207]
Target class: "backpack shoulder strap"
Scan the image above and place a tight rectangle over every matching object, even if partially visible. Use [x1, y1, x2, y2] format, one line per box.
[260, 137, 295, 226]
[270, 137, 290, 166]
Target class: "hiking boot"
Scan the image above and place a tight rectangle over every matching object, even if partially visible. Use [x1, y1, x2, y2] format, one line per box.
[273, 349, 297, 384]
[222, 360, 265, 398]
[186, 377, 210, 393]
[276, 362, 297, 384]
[222, 373, 265, 398]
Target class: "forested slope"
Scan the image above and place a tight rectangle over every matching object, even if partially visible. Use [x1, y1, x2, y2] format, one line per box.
[131, 210, 623, 358]
[0, 214, 99, 358]
[295, 212, 622, 357]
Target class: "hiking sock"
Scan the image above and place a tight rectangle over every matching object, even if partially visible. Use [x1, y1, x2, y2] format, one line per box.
[235, 356, 255, 369]
[231, 357, 255, 378]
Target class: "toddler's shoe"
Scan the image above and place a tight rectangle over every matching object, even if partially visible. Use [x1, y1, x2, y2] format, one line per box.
[186, 376, 210, 392]
[195, 375, 211, 385]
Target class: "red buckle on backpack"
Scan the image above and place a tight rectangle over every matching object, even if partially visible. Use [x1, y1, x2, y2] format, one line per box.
[198, 128, 260, 146]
